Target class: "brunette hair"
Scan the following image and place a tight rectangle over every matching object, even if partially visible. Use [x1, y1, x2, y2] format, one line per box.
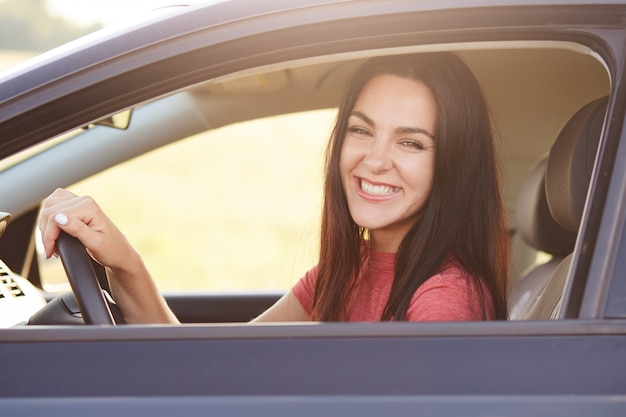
[312, 52, 509, 321]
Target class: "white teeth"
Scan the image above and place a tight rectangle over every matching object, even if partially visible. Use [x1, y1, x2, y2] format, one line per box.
[360, 179, 399, 196]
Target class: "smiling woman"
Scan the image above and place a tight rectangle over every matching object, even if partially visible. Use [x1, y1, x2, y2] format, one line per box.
[279, 53, 509, 323]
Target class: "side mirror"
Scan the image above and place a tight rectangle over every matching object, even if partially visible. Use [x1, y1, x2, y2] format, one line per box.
[0, 212, 10, 238]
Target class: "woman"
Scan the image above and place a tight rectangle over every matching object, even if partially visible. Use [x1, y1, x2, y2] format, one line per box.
[40, 52, 509, 323]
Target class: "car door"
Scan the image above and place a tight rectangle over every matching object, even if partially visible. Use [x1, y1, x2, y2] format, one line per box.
[1, 1, 626, 414]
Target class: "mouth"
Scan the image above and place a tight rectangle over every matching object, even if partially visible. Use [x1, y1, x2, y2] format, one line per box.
[359, 178, 400, 196]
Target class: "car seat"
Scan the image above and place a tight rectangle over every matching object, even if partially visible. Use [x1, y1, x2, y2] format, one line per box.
[523, 96, 608, 320]
[508, 156, 577, 319]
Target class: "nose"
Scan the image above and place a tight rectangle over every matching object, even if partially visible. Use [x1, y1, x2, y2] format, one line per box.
[364, 137, 393, 173]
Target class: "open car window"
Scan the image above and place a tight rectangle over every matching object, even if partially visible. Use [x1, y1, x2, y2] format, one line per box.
[30, 45, 610, 301]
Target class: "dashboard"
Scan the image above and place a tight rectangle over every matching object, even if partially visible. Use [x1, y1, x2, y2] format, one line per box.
[0, 260, 46, 327]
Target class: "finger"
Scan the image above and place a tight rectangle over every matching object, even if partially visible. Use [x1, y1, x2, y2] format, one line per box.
[39, 190, 92, 258]
[40, 210, 72, 259]
[40, 188, 77, 213]
[39, 188, 78, 233]
[48, 197, 117, 262]
[54, 210, 94, 243]
[39, 206, 64, 258]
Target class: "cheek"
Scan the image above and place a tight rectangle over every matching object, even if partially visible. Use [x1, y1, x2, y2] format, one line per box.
[406, 156, 435, 196]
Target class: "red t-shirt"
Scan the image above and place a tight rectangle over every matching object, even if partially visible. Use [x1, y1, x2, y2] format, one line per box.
[292, 250, 494, 321]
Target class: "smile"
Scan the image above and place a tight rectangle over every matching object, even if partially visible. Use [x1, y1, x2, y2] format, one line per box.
[360, 179, 400, 196]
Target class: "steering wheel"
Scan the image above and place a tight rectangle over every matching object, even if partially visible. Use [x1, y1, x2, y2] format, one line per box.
[56, 232, 117, 325]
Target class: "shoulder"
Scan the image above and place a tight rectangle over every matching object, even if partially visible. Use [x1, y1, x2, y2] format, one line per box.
[408, 262, 470, 294]
[406, 263, 494, 321]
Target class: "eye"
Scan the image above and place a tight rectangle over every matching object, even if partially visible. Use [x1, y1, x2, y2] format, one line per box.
[400, 140, 426, 151]
[347, 126, 372, 137]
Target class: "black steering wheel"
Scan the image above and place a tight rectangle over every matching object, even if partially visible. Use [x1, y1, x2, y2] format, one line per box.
[55, 232, 117, 325]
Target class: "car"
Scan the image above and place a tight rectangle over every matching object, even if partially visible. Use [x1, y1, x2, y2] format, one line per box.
[1, 0, 625, 414]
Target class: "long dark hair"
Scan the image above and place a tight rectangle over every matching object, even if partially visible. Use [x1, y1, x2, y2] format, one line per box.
[312, 52, 509, 321]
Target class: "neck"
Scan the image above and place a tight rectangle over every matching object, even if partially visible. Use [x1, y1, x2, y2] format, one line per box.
[370, 230, 403, 253]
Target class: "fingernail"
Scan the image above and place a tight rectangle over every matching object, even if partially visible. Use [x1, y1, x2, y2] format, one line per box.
[55, 213, 69, 226]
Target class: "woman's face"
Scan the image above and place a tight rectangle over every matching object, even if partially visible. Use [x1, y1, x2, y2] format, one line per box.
[340, 74, 437, 252]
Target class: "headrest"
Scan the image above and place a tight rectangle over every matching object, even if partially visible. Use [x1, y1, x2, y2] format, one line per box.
[516, 157, 577, 256]
[545, 96, 608, 232]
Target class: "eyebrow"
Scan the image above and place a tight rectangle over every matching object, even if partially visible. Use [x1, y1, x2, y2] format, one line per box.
[349, 111, 436, 140]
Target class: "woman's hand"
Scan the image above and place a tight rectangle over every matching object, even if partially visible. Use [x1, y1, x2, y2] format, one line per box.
[39, 188, 178, 324]
[39, 188, 136, 272]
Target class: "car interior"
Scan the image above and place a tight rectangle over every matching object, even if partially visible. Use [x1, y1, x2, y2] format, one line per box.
[0, 41, 612, 327]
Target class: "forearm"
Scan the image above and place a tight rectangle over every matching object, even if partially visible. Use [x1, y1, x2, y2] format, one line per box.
[252, 290, 310, 322]
[106, 251, 179, 324]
